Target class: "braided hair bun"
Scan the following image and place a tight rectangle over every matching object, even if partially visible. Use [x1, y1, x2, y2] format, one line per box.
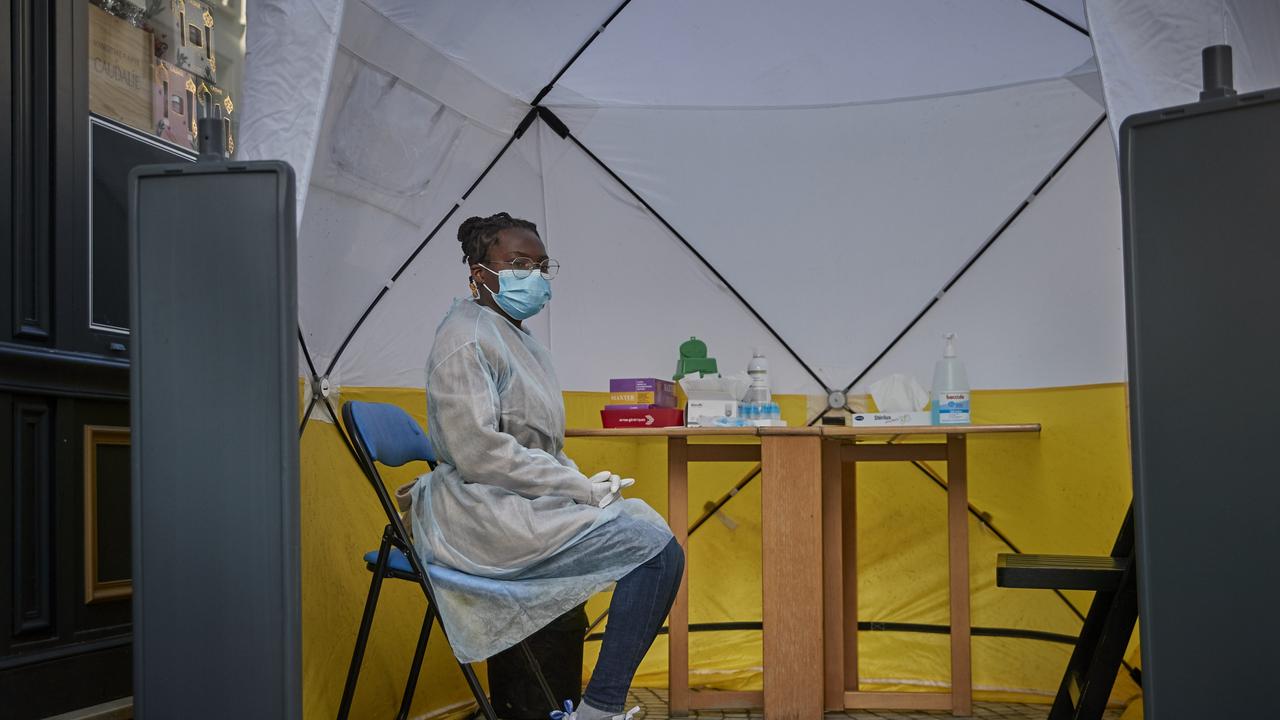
[457, 212, 539, 264]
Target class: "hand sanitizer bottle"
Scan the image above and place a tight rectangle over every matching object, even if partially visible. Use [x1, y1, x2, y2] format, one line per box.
[931, 333, 970, 425]
[744, 350, 771, 405]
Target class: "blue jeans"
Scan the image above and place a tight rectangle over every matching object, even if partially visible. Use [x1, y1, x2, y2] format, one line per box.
[582, 538, 685, 712]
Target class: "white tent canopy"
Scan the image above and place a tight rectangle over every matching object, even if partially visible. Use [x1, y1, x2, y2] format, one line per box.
[238, 0, 1146, 408]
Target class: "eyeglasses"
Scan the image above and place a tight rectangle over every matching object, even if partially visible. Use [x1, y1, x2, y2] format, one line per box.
[484, 258, 560, 280]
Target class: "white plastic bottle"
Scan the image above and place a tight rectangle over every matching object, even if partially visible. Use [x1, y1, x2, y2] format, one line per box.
[931, 333, 970, 425]
[745, 350, 771, 405]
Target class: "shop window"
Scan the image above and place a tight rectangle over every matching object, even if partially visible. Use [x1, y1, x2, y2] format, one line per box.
[88, 0, 245, 156]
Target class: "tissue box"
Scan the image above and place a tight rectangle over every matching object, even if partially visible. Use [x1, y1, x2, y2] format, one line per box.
[601, 407, 684, 429]
[679, 374, 750, 427]
[685, 398, 740, 427]
[850, 411, 932, 427]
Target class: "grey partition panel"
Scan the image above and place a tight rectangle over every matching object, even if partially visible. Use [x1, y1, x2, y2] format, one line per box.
[129, 161, 299, 719]
[1121, 91, 1280, 718]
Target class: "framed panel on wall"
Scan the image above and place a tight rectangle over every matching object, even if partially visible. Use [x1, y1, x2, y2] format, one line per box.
[83, 424, 131, 603]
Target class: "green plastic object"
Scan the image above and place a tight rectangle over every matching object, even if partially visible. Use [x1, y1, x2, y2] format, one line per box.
[674, 336, 718, 380]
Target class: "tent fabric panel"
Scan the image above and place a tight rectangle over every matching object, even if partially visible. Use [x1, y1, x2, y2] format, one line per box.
[339, 0, 528, 135]
[295, 184, 422, 378]
[327, 130, 549, 390]
[296, 50, 515, 366]
[362, 0, 618, 103]
[308, 51, 512, 228]
[537, 122, 827, 396]
[550, 79, 1103, 390]
[547, 0, 1095, 108]
[1037, 0, 1090, 30]
[854, 127, 1126, 391]
[239, 0, 345, 222]
[1086, 0, 1280, 144]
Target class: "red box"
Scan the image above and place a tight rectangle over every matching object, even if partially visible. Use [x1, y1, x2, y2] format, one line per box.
[600, 407, 684, 429]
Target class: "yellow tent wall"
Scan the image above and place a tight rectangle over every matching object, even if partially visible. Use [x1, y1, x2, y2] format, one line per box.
[299, 384, 1137, 718]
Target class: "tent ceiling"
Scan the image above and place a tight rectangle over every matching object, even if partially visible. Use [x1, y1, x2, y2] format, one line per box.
[547, 0, 1094, 108]
[363, 0, 615, 103]
[366, 0, 1095, 109]
[244, 0, 1131, 402]
[550, 79, 1103, 390]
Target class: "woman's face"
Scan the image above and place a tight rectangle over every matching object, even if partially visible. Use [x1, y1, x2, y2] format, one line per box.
[471, 227, 549, 302]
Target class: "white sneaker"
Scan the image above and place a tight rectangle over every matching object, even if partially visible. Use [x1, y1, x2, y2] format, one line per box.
[549, 699, 643, 720]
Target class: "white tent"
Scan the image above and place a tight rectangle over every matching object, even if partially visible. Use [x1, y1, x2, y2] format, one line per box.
[236, 1, 1279, 717]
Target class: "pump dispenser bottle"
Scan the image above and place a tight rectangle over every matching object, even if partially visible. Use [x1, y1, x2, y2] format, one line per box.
[931, 333, 970, 425]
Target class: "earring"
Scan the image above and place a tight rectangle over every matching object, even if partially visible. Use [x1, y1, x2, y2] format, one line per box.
[469, 277, 480, 299]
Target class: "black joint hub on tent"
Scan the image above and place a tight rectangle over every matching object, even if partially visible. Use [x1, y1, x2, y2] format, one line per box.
[535, 107, 570, 139]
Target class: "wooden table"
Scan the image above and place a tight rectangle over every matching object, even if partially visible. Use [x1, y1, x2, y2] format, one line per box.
[818, 424, 1041, 716]
[565, 427, 826, 720]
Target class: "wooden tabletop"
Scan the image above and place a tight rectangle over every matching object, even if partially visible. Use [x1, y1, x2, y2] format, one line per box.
[565, 426, 761, 437]
[822, 423, 1041, 437]
[565, 423, 1039, 438]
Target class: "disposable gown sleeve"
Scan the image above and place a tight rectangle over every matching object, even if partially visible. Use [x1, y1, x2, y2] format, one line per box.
[428, 342, 592, 504]
[555, 449, 579, 472]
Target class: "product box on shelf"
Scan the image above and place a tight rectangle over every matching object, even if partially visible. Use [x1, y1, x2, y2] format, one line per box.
[151, 0, 218, 83]
[152, 61, 197, 149]
[88, 4, 154, 131]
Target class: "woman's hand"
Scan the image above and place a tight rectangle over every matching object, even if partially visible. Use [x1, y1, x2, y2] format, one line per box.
[587, 470, 636, 508]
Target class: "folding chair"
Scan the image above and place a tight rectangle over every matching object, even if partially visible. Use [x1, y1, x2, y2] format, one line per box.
[336, 401, 558, 720]
[996, 504, 1139, 720]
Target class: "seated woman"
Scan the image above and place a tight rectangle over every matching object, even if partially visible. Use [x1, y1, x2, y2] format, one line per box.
[407, 212, 682, 720]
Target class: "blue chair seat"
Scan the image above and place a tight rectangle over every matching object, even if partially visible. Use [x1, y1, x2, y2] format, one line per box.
[364, 548, 416, 576]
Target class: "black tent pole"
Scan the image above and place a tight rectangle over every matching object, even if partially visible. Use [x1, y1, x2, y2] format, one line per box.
[298, 329, 321, 435]
[1021, 0, 1090, 35]
[320, 110, 539, 381]
[589, 113, 1114, 644]
[313, 0, 635, 386]
[838, 114, 1106, 397]
[540, 108, 833, 394]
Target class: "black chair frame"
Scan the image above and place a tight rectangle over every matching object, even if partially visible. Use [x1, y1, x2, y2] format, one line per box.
[997, 505, 1139, 720]
[336, 402, 558, 720]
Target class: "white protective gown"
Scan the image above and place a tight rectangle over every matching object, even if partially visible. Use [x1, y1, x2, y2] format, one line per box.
[410, 298, 673, 662]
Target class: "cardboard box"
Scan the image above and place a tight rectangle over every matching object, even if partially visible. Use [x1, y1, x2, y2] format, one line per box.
[609, 378, 676, 407]
[601, 407, 684, 429]
[88, 5, 154, 132]
[610, 378, 676, 394]
[685, 397, 740, 427]
[680, 374, 750, 427]
[849, 411, 932, 427]
[152, 62, 197, 149]
[608, 391, 677, 407]
[151, 0, 218, 83]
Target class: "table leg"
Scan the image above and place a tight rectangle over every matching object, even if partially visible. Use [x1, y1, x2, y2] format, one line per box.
[667, 437, 690, 716]
[946, 435, 972, 716]
[843, 456, 858, 695]
[761, 435, 825, 720]
[822, 440, 845, 711]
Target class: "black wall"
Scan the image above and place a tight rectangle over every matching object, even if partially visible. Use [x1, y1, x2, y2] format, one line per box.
[2, 1, 189, 715]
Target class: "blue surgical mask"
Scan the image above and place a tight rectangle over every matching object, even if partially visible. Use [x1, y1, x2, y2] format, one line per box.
[478, 265, 552, 320]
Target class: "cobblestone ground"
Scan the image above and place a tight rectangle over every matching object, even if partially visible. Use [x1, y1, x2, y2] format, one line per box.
[622, 687, 1125, 720]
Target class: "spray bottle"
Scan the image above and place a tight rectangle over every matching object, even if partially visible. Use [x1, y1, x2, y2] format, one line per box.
[931, 333, 970, 425]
